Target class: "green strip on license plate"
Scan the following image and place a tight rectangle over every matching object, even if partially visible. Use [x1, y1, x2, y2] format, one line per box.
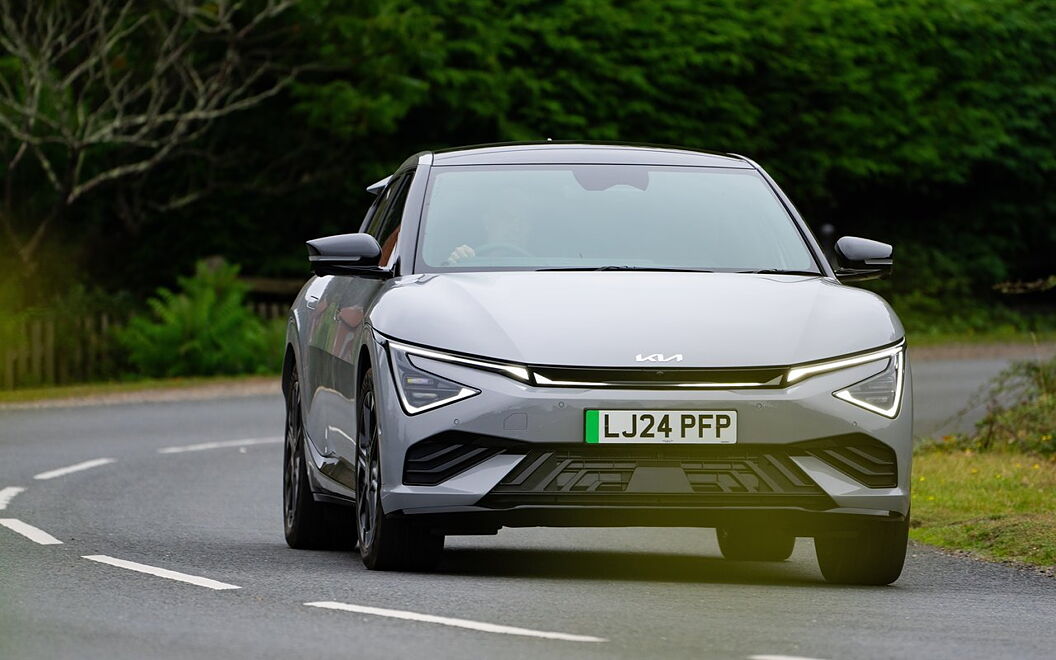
[584, 410, 600, 444]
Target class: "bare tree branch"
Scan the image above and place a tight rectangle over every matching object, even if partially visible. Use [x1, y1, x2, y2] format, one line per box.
[0, 0, 299, 270]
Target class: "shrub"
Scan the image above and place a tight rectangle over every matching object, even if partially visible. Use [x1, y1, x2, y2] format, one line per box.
[117, 260, 283, 377]
[969, 355, 1056, 455]
[925, 354, 1056, 456]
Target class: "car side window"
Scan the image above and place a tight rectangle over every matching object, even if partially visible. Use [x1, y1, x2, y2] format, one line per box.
[358, 195, 382, 234]
[363, 176, 398, 235]
[369, 172, 413, 267]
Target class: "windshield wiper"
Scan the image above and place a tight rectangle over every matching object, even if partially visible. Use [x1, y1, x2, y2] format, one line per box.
[735, 269, 822, 276]
[537, 266, 714, 273]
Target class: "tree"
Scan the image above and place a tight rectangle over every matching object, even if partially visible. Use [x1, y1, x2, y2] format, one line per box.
[0, 0, 298, 273]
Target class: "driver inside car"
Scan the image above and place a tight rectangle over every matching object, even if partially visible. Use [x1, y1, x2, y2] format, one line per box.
[445, 203, 531, 265]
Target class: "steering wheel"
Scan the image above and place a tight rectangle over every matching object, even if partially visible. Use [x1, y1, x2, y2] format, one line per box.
[474, 242, 533, 258]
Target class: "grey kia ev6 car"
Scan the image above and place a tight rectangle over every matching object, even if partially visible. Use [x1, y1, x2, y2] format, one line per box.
[282, 143, 911, 585]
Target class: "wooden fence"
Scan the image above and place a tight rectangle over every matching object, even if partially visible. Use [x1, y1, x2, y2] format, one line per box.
[1, 315, 120, 389]
[250, 302, 287, 321]
[1, 303, 288, 390]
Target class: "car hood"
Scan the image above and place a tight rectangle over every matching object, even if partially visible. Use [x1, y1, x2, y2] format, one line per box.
[369, 272, 903, 368]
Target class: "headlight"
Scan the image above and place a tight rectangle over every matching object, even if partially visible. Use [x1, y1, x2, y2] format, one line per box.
[833, 350, 905, 418]
[388, 344, 479, 414]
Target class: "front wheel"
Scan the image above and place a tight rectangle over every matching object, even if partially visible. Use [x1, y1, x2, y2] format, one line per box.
[356, 369, 444, 571]
[717, 528, 795, 561]
[814, 516, 909, 585]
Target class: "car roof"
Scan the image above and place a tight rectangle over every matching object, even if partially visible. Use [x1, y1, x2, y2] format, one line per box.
[428, 142, 752, 168]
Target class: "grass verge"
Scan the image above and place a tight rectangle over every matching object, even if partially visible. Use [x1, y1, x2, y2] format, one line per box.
[0, 374, 278, 404]
[911, 450, 1056, 568]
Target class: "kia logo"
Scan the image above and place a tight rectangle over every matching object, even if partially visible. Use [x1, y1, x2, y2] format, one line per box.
[635, 353, 683, 363]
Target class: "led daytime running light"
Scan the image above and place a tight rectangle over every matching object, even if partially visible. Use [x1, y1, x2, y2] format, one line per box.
[786, 341, 905, 384]
[387, 340, 530, 382]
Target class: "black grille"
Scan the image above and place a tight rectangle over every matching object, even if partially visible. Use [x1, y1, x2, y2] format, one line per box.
[403, 433, 897, 494]
[530, 365, 785, 388]
[489, 446, 824, 497]
[403, 439, 502, 486]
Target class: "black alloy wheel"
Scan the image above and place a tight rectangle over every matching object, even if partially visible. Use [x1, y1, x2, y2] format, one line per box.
[356, 382, 381, 553]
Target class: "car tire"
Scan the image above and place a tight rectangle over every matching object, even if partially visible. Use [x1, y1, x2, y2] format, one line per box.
[283, 366, 357, 550]
[717, 527, 795, 561]
[357, 368, 445, 571]
[814, 516, 909, 585]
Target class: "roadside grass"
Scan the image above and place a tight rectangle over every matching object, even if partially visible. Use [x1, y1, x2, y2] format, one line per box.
[911, 449, 1056, 568]
[0, 374, 278, 404]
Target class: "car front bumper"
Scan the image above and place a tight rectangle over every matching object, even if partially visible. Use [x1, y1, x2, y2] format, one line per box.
[372, 344, 913, 532]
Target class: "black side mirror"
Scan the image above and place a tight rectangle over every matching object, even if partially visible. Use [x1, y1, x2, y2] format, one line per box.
[834, 236, 893, 282]
[306, 233, 389, 277]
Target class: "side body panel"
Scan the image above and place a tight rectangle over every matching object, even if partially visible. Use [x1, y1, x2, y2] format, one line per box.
[302, 275, 383, 484]
[293, 154, 433, 497]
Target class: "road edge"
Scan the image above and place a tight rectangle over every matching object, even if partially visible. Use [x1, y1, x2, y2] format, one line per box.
[0, 377, 280, 411]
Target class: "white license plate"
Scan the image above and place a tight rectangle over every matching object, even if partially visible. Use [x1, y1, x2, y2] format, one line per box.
[585, 410, 737, 444]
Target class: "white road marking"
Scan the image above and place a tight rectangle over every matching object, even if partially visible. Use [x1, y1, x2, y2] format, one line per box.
[0, 518, 63, 545]
[157, 437, 282, 454]
[749, 655, 830, 660]
[0, 487, 26, 511]
[82, 555, 240, 590]
[33, 458, 115, 480]
[304, 601, 607, 643]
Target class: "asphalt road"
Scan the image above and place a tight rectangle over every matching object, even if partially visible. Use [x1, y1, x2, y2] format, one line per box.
[1, 359, 1053, 660]
[911, 358, 1013, 437]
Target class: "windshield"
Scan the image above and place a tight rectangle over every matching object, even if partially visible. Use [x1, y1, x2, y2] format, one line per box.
[416, 165, 820, 273]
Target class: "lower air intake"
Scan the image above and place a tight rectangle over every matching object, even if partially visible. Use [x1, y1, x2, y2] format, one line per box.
[490, 446, 825, 497]
[403, 439, 502, 486]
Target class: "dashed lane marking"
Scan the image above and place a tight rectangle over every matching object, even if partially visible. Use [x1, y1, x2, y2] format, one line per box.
[33, 458, 115, 480]
[0, 518, 63, 545]
[0, 487, 26, 511]
[749, 655, 831, 660]
[82, 555, 241, 590]
[304, 601, 607, 643]
[157, 437, 282, 454]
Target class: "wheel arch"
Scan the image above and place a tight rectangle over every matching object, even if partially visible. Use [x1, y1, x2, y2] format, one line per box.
[281, 313, 303, 400]
[356, 343, 374, 399]
[282, 343, 297, 398]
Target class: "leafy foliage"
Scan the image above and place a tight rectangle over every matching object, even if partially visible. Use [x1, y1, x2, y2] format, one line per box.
[1, 0, 1053, 329]
[117, 261, 283, 377]
[181, 1, 1056, 293]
